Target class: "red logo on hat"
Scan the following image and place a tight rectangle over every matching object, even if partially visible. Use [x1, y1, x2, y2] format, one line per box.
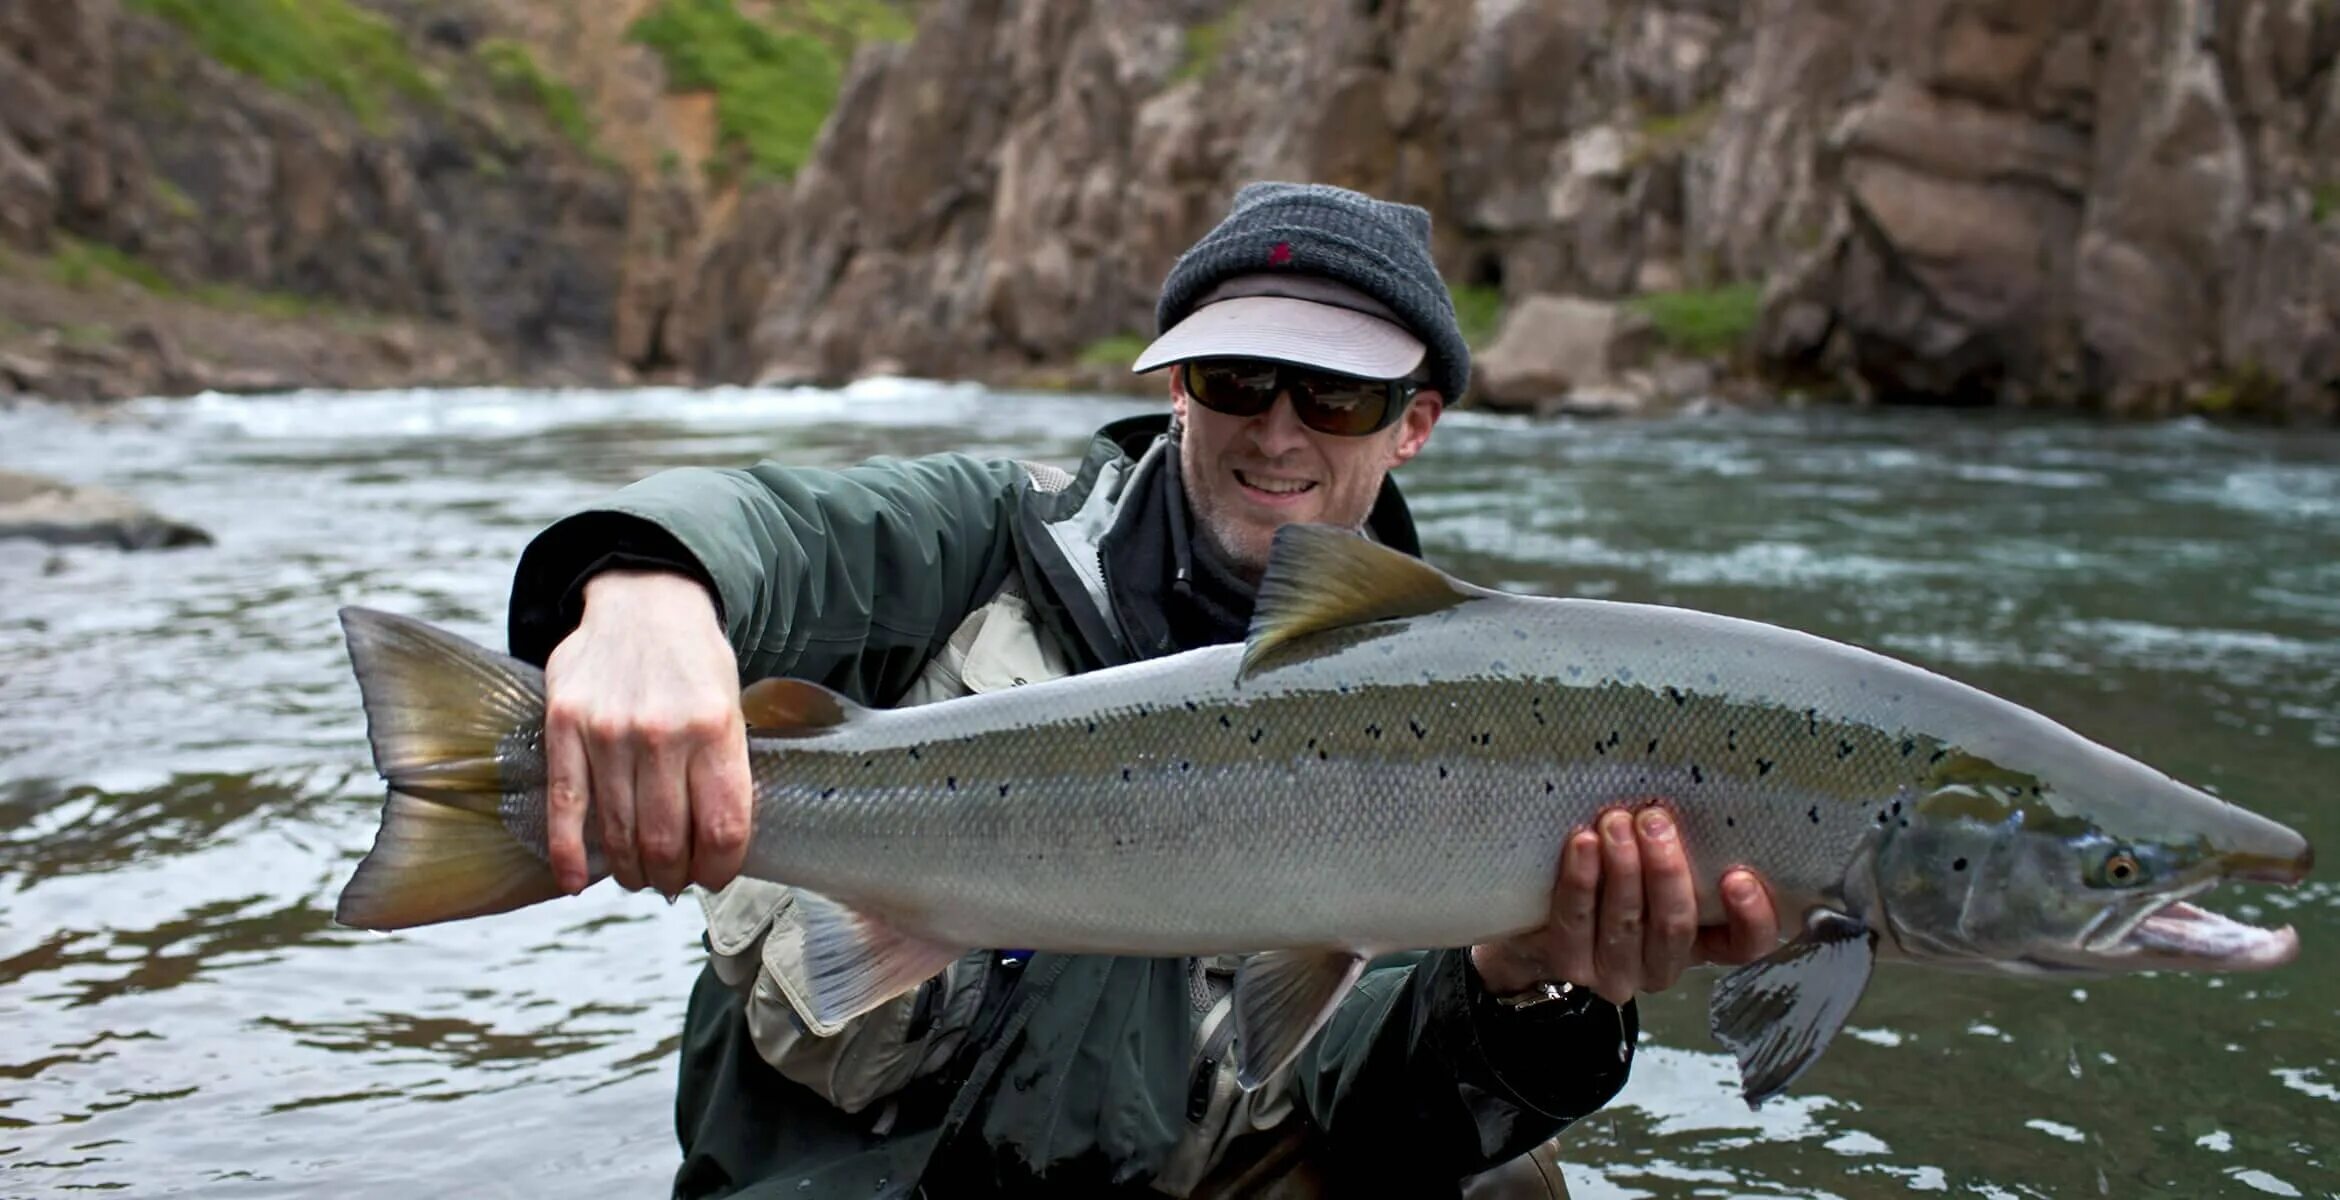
[1267, 241, 1293, 266]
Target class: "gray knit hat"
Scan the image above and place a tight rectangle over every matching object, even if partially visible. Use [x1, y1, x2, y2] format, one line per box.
[1134, 181, 1470, 401]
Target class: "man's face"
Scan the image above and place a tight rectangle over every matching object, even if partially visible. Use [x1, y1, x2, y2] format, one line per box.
[1172, 362, 1442, 582]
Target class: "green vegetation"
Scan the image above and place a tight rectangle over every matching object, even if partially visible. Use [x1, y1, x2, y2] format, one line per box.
[1629, 282, 1764, 358]
[1177, 13, 1234, 83]
[630, 0, 914, 180]
[20, 235, 341, 322]
[476, 39, 598, 156]
[1449, 285, 1503, 349]
[2313, 183, 2339, 224]
[1632, 102, 1720, 166]
[2191, 363, 2283, 416]
[124, 0, 439, 128]
[1077, 334, 1151, 370]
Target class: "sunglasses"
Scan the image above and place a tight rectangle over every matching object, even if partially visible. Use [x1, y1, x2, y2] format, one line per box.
[1179, 360, 1421, 437]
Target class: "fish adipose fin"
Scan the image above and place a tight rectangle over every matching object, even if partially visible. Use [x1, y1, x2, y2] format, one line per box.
[741, 677, 862, 736]
[335, 607, 565, 930]
[1242, 525, 1475, 679]
[774, 890, 970, 1037]
[1708, 909, 1876, 1108]
[1231, 948, 1368, 1090]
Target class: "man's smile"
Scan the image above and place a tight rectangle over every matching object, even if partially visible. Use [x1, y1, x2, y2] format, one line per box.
[1233, 468, 1318, 503]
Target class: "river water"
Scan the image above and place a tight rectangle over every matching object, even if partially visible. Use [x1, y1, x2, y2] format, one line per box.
[2, 383, 2335, 1198]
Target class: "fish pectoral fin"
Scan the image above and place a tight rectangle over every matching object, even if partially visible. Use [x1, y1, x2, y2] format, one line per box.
[741, 678, 863, 737]
[1240, 525, 1476, 679]
[770, 890, 968, 1037]
[1708, 909, 1876, 1109]
[1231, 948, 1367, 1091]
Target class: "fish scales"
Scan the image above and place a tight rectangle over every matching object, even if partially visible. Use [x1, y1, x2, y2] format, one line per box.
[736, 596, 1951, 955]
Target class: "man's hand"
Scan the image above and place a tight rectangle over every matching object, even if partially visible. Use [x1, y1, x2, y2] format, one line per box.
[1472, 806, 1781, 1007]
[541, 570, 752, 897]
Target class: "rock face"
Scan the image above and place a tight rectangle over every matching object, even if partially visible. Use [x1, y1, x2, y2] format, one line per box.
[0, 470, 210, 551]
[668, 0, 2335, 418]
[0, 0, 636, 398]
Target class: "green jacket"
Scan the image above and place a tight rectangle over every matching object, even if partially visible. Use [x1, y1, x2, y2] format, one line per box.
[507, 415, 1636, 1198]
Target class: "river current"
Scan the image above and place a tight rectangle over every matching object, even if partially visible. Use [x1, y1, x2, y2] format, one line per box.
[2, 383, 2335, 1197]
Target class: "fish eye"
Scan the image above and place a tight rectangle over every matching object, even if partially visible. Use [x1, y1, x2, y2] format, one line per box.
[2093, 848, 2147, 888]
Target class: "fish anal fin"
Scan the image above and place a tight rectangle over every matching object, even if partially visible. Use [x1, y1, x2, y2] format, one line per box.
[1231, 948, 1367, 1090]
[742, 678, 859, 737]
[769, 890, 968, 1037]
[1241, 525, 1474, 679]
[1708, 908, 1876, 1108]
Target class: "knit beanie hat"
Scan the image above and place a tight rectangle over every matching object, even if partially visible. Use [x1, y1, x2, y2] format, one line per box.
[1132, 182, 1471, 401]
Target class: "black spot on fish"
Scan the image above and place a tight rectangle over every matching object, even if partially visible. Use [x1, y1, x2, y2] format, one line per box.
[1647, 738, 1659, 755]
[821, 788, 836, 800]
[1805, 708, 1819, 736]
[1691, 764, 1704, 785]
[1666, 686, 1686, 707]
[1891, 800, 1902, 814]
[1930, 748, 1948, 764]
[1727, 729, 1739, 752]
[862, 759, 874, 770]
[947, 776, 957, 791]
[1438, 765, 1449, 779]
[1534, 712, 1546, 725]
[1807, 805, 1820, 824]
[1409, 719, 1427, 740]
[1953, 857, 1968, 871]
[998, 784, 1010, 797]
[1121, 767, 1132, 782]
[1545, 780, 1555, 794]
[1218, 714, 1232, 729]
[908, 746, 922, 761]
[1900, 739, 1916, 757]
[1179, 761, 1191, 772]
[1318, 750, 1329, 761]
[1514, 628, 1529, 641]
[1836, 739, 1855, 761]
[1757, 758, 1775, 776]
[1249, 728, 1264, 744]
[1186, 701, 1199, 712]
[1086, 721, 1096, 734]
[1607, 730, 1621, 749]
[1876, 810, 1888, 825]
[1307, 737, 1318, 749]
[1726, 815, 1737, 828]
[1593, 738, 1608, 756]
[1367, 723, 1382, 740]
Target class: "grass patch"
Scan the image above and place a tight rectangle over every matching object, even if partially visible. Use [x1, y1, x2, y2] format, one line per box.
[1077, 334, 1151, 370]
[1628, 282, 1764, 358]
[124, 0, 439, 128]
[630, 0, 913, 181]
[1176, 13, 1234, 83]
[476, 38, 599, 157]
[26, 235, 346, 322]
[1450, 285, 1503, 349]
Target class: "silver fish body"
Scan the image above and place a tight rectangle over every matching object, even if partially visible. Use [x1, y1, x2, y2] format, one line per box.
[335, 524, 2312, 1103]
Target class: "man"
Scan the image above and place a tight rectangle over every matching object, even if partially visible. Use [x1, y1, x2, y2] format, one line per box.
[504, 182, 1779, 1197]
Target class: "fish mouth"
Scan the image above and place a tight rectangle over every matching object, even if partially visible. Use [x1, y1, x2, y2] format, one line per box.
[2117, 900, 2301, 970]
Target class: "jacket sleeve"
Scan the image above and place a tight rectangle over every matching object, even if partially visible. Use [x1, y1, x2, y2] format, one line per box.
[505, 453, 1027, 698]
[1290, 948, 1637, 1185]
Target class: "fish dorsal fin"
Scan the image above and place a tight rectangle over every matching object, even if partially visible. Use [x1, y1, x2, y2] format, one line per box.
[1240, 524, 1475, 679]
[741, 678, 858, 737]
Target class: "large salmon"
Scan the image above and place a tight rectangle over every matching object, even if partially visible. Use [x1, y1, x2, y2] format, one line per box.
[333, 524, 2311, 1104]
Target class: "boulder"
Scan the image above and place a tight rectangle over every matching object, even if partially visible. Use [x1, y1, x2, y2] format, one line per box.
[1473, 294, 1657, 411]
[0, 470, 210, 550]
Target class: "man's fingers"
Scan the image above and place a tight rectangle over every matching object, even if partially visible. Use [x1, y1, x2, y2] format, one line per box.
[1699, 868, 1781, 966]
[587, 724, 643, 891]
[635, 735, 693, 898]
[1593, 810, 1642, 1001]
[1548, 829, 1602, 986]
[1638, 808, 1699, 992]
[543, 706, 593, 895]
[688, 721, 753, 892]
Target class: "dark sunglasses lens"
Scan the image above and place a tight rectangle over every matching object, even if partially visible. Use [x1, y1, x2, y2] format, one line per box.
[1290, 374, 1392, 436]
[1186, 363, 1278, 416]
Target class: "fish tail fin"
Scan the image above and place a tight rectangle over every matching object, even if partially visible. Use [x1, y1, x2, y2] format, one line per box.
[334, 606, 566, 930]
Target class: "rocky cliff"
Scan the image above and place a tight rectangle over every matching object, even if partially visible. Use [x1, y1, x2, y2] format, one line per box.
[5, 0, 2334, 419]
[662, 0, 2338, 419]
